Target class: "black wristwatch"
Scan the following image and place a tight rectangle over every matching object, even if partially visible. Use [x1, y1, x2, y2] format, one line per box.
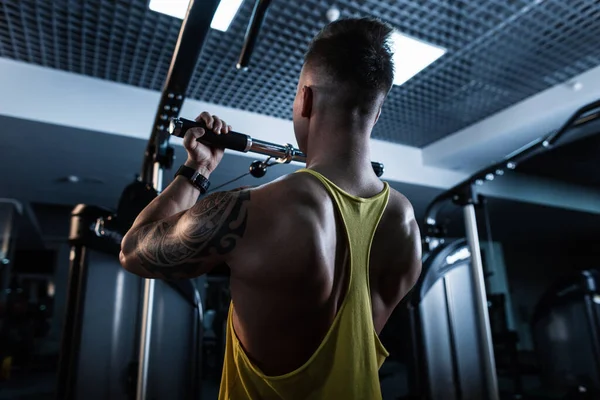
[175, 165, 211, 194]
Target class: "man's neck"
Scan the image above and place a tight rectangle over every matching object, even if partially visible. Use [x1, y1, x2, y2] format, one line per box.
[304, 124, 373, 176]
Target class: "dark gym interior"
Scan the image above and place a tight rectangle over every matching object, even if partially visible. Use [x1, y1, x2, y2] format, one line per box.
[1, 1, 600, 399]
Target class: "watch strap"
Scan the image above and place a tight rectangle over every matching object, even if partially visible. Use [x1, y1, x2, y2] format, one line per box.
[175, 165, 211, 194]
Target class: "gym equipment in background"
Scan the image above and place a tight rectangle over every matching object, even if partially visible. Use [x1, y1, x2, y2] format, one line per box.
[56, 205, 203, 400]
[405, 239, 522, 399]
[532, 269, 600, 394]
[57, 206, 139, 400]
[416, 98, 600, 400]
[407, 240, 487, 399]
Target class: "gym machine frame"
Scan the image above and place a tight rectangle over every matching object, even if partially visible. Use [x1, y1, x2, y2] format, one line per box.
[137, 0, 385, 399]
[136, 1, 223, 399]
[423, 98, 600, 400]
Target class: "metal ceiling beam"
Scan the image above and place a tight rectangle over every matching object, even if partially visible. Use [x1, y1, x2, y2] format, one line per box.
[425, 98, 600, 234]
[478, 173, 600, 216]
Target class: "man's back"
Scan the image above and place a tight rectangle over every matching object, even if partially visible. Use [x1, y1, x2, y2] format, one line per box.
[220, 169, 421, 399]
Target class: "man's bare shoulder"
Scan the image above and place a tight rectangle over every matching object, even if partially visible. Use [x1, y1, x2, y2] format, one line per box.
[384, 188, 421, 264]
[249, 175, 415, 224]
[386, 187, 417, 226]
[249, 172, 330, 214]
[240, 171, 330, 226]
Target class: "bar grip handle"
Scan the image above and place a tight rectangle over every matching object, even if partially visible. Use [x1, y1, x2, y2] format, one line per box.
[169, 118, 251, 152]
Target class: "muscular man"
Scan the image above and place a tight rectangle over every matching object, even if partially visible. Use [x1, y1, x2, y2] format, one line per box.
[120, 17, 421, 400]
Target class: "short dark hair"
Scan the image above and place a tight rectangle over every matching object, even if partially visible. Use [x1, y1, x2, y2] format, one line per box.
[304, 17, 395, 99]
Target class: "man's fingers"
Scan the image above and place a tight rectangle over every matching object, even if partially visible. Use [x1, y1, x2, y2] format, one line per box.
[183, 127, 205, 148]
[193, 111, 231, 134]
[219, 120, 229, 134]
[212, 115, 223, 134]
[192, 111, 232, 134]
[219, 119, 229, 134]
[196, 111, 214, 129]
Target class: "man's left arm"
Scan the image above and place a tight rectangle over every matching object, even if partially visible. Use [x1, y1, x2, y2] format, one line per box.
[119, 111, 250, 280]
[119, 181, 251, 280]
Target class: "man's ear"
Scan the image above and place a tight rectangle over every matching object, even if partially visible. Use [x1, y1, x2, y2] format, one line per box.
[374, 106, 382, 125]
[301, 86, 313, 118]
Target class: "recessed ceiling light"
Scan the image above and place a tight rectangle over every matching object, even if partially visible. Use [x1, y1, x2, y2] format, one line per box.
[148, 0, 189, 20]
[567, 81, 583, 91]
[211, 0, 244, 32]
[148, 0, 243, 32]
[390, 31, 446, 86]
[326, 7, 341, 22]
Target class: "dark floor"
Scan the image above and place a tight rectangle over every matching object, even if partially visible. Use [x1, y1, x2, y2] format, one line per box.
[381, 361, 409, 400]
[0, 362, 591, 400]
[0, 371, 54, 400]
[0, 367, 407, 400]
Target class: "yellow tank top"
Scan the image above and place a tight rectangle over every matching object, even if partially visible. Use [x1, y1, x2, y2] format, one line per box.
[219, 168, 390, 400]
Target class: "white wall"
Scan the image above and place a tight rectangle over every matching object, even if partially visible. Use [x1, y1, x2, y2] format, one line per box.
[2, 57, 600, 214]
[0, 58, 466, 189]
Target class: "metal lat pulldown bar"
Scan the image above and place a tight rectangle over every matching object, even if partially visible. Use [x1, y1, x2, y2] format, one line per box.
[168, 117, 386, 177]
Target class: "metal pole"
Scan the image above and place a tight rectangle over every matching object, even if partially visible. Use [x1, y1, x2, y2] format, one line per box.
[136, 165, 162, 400]
[56, 245, 88, 400]
[463, 204, 499, 400]
[136, 278, 155, 400]
[136, 163, 163, 400]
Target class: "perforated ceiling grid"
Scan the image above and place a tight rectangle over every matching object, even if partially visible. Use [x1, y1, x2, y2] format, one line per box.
[1, 0, 599, 147]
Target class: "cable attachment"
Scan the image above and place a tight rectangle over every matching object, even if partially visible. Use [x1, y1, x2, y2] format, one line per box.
[249, 160, 268, 178]
[248, 155, 285, 178]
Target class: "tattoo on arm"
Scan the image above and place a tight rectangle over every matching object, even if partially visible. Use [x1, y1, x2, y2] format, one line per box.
[134, 190, 250, 279]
